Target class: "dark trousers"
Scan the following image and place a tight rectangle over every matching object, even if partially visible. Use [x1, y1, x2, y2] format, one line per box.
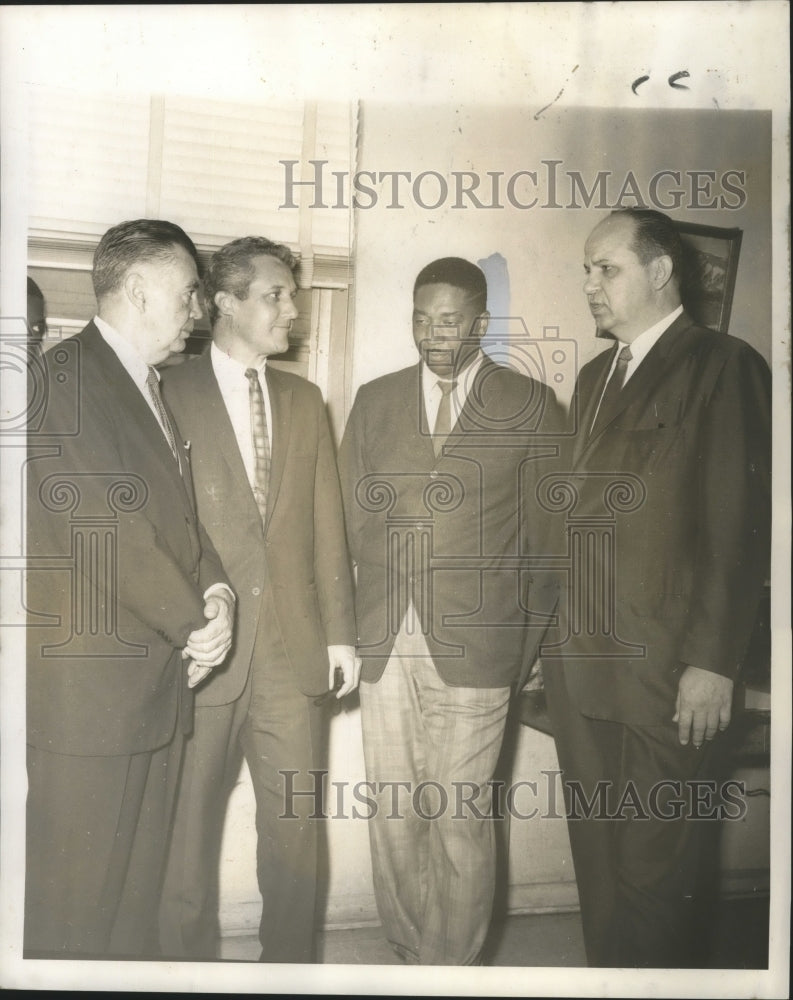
[24, 734, 183, 958]
[544, 661, 724, 968]
[159, 595, 323, 963]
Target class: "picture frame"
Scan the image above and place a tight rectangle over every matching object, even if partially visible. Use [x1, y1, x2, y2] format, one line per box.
[676, 221, 743, 334]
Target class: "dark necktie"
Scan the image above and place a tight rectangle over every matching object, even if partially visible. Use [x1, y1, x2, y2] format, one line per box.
[433, 379, 457, 457]
[245, 368, 271, 524]
[590, 345, 632, 437]
[146, 366, 179, 462]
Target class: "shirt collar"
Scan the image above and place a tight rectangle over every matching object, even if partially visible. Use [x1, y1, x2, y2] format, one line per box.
[615, 305, 684, 367]
[94, 315, 151, 389]
[211, 341, 267, 386]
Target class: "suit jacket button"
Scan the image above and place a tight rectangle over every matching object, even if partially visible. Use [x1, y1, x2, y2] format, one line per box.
[252, 586, 261, 597]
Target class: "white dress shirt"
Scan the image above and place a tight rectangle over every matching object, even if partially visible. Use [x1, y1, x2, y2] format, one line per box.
[94, 315, 171, 433]
[421, 349, 486, 434]
[210, 342, 273, 493]
[591, 305, 683, 429]
[399, 350, 485, 638]
[601, 305, 683, 387]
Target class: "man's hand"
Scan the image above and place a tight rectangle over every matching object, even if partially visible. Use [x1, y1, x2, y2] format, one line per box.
[184, 591, 235, 668]
[327, 645, 361, 698]
[673, 665, 734, 747]
[185, 658, 213, 690]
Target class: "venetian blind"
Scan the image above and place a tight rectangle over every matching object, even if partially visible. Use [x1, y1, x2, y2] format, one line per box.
[156, 96, 305, 248]
[27, 86, 358, 274]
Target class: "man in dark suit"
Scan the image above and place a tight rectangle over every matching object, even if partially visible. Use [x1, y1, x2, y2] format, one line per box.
[542, 208, 771, 967]
[338, 257, 562, 965]
[159, 236, 358, 963]
[25, 219, 235, 958]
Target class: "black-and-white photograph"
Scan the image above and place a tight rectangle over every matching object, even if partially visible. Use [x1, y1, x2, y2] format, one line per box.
[1, 4, 789, 996]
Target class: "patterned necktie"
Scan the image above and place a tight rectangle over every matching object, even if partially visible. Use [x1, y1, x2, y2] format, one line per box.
[590, 345, 632, 436]
[433, 378, 458, 457]
[146, 366, 179, 462]
[245, 368, 270, 524]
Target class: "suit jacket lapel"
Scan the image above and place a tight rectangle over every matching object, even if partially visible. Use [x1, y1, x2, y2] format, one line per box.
[577, 313, 694, 461]
[572, 345, 616, 466]
[389, 364, 435, 465]
[414, 365, 439, 464]
[85, 324, 195, 511]
[265, 367, 292, 531]
[442, 357, 519, 445]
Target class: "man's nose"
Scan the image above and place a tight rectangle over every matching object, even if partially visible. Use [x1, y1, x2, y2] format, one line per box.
[583, 272, 599, 295]
[283, 296, 299, 321]
[431, 323, 460, 340]
[190, 293, 203, 320]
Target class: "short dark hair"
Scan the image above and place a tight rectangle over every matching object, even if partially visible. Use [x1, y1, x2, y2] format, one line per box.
[203, 236, 297, 324]
[413, 257, 488, 314]
[610, 208, 684, 286]
[92, 219, 199, 300]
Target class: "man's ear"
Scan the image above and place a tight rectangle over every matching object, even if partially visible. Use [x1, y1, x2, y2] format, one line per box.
[214, 289, 236, 319]
[124, 271, 146, 312]
[651, 255, 674, 291]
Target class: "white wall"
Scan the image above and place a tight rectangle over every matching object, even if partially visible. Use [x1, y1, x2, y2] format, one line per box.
[350, 105, 771, 408]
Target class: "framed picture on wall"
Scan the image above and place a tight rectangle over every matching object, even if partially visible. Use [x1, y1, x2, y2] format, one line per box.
[676, 221, 743, 334]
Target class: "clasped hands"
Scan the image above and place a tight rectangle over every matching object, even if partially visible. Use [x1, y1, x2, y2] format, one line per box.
[183, 590, 235, 689]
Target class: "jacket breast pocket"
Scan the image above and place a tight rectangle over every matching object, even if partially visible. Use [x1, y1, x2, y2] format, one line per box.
[623, 424, 687, 473]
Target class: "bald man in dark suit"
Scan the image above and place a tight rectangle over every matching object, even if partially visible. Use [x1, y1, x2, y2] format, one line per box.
[542, 208, 771, 968]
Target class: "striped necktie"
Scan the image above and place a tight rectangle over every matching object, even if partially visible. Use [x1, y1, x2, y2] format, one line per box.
[146, 366, 179, 462]
[245, 367, 270, 524]
[590, 345, 632, 436]
[433, 378, 458, 457]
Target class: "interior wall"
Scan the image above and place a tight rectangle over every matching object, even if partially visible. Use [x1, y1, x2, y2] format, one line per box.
[255, 102, 770, 933]
[350, 105, 771, 412]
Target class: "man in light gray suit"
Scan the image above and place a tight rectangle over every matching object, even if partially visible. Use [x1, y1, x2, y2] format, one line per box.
[159, 236, 358, 963]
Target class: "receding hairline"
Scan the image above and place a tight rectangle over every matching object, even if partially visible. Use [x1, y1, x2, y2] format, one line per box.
[585, 215, 654, 268]
[586, 212, 638, 242]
